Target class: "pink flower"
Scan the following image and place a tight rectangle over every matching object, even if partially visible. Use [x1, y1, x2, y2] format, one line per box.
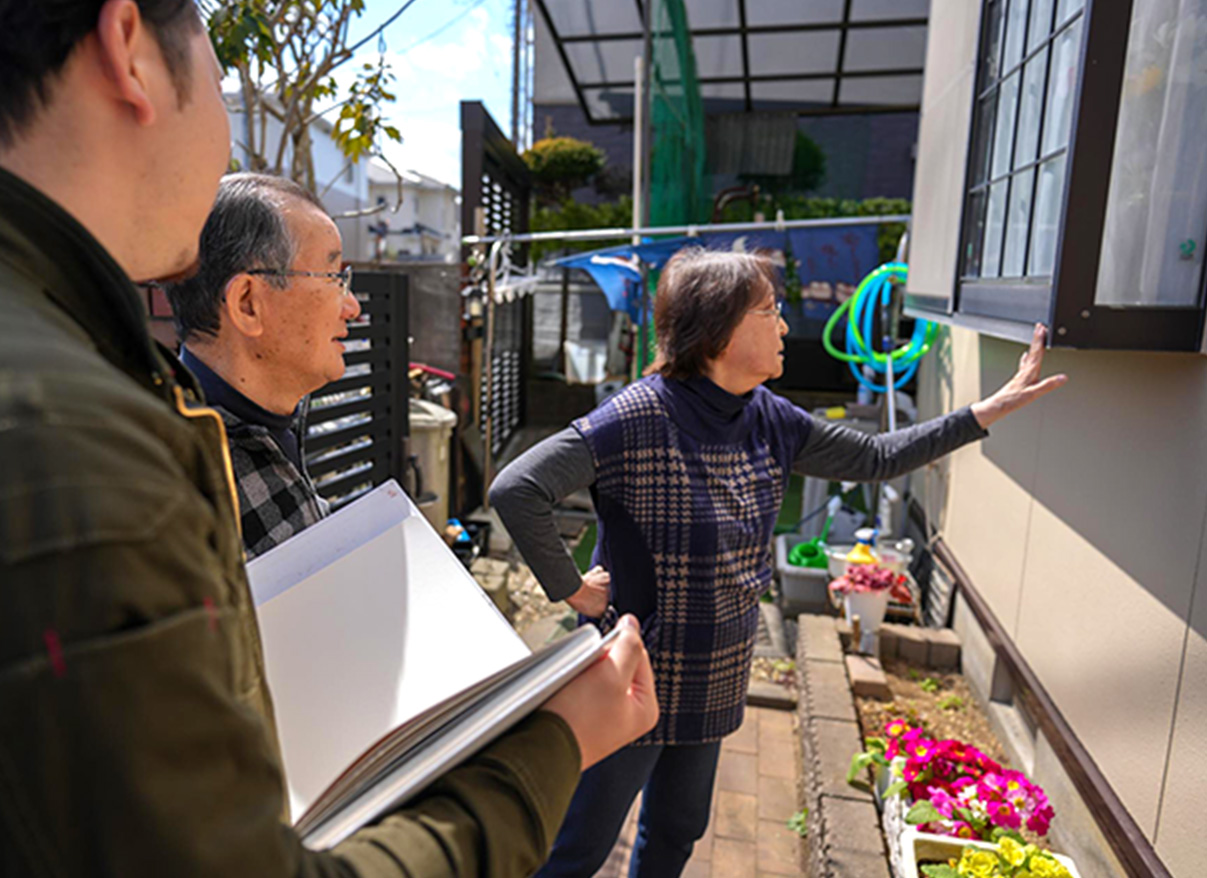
[989, 800, 1022, 830]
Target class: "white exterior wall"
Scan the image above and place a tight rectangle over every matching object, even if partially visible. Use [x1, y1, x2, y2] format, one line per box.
[908, 3, 1207, 876]
[226, 103, 370, 260]
[366, 174, 460, 262]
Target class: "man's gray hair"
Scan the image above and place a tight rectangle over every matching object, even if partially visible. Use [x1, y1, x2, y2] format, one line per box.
[165, 172, 327, 343]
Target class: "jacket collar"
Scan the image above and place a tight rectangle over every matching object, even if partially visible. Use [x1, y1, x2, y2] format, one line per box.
[0, 164, 166, 391]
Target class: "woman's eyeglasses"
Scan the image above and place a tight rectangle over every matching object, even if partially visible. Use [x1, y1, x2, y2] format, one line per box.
[247, 265, 353, 295]
[749, 300, 784, 319]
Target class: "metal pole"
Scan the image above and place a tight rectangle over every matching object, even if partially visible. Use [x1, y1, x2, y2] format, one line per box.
[510, 0, 522, 146]
[463, 214, 913, 245]
[482, 238, 505, 505]
[632, 54, 645, 249]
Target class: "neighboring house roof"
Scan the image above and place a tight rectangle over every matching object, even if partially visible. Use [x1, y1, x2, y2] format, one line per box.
[368, 159, 459, 194]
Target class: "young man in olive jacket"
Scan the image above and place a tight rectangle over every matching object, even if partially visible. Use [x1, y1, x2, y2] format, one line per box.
[0, 2, 657, 876]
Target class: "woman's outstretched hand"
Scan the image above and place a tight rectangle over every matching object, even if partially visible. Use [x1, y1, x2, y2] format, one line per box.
[970, 324, 1068, 429]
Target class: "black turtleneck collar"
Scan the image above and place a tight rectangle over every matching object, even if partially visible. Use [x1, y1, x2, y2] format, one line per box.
[651, 373, 758, 445]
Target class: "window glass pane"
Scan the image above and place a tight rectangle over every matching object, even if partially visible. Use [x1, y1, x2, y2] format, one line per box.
[1096, 1, 1207, 307]
[970, 95, 997, 185]
[1002, 0, 1029, 73]
[1002, 169, 1035, 276]
[1041, 19, 1081, 155]
[1015, 47, 1047, 168]
[962, 191, 988, 277]
[1029, 154, 1065, 276]
[1028, 0, 1056, 52]
[981, 1, 1006, 87]
[982, 180, 1009, 278]
[1056, 0, 1084, 27]
[991, 73, 1020, 179]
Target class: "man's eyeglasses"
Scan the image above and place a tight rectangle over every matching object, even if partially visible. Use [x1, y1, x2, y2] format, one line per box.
[749, 300, 785, 319]
[248, 265, 353, 295]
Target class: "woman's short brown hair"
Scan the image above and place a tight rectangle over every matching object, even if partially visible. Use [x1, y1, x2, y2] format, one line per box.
[653, 248, 781, 380]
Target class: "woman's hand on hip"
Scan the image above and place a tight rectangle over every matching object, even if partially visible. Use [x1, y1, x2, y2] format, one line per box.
[566, 565, 610, 618]
[970, 323, 1068, 429]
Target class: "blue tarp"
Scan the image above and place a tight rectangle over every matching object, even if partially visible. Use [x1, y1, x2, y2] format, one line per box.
[553, 224, 881, 319]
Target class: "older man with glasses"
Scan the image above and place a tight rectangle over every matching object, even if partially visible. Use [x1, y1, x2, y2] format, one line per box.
[165, 172, 361, 558]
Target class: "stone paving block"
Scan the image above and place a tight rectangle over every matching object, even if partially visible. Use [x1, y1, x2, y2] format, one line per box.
[759, 739, 796, 779]
[878, 623, 902, 660]
[811, 718, 873, 801]
[714, 837, 758, 878]
[724, 712, 761, 754]
[821, 848, 893, 878]
[845, 655, 893, 700]
[896, 625, 930, 667]
[714, 790, 759, 842]
[681, 859, 711, 878]
[748, 679, 798, 709]
[928, 627, 962, 671]
[757, 818, 802, 876]
[717, 750, 760, 795]
[817, 795, 885, 856]
[802, 658, 859, 723]
[798, 613, 845, 663]
[757, 774, 798, 823]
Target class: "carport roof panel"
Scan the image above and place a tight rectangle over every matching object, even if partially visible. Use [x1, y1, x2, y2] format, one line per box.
[534, 0, 928, 122]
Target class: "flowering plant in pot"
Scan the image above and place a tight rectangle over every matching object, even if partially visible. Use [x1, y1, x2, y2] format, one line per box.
[889, 720, 1054, 841]
[829, 564, 911, 650]
[911, 833, 1077, 878]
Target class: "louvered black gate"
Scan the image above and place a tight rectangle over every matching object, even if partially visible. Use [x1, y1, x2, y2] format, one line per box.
[305, 270, 409, 509]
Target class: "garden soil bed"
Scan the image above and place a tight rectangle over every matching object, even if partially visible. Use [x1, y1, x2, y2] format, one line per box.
[852, 658, 1009, 768]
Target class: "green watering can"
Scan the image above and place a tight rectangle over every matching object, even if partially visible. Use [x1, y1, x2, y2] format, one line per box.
[788, 511, 833, 570]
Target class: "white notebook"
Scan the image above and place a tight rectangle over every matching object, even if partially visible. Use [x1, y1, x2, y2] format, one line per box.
[246, 480, 608, 850]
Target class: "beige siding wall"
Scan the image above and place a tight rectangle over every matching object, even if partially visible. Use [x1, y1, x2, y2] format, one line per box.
[916, 336, 1207, 869]
[909, 2, 1207, 873]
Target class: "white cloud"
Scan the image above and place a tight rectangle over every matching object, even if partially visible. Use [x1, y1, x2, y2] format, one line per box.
[223, 1, 516, 191]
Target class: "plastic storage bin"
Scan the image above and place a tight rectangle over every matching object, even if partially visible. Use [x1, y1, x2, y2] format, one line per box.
[775, 533, 833, 613]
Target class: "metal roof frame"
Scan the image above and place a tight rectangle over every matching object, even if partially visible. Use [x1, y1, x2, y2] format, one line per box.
[531, 0, 927, 124]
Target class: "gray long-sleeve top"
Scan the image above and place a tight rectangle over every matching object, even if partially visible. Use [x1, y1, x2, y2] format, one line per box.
[490, 404, 988, 602]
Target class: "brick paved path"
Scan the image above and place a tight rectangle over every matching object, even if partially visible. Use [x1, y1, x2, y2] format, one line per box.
[593, 705, 805, 878]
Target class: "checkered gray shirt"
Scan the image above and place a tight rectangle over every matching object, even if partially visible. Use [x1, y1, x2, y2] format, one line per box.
[215, 403, 329, 559]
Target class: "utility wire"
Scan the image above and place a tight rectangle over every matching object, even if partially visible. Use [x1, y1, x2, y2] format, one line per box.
[395, 0, 490, 55]
[344, 0, 425, 57]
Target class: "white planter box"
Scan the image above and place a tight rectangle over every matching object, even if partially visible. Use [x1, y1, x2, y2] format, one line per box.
[900, 831, 1081, 878]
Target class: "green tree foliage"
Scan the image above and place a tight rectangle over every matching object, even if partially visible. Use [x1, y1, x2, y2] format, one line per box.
[202, 0, 402, 197]
[740, 132, 826, 196]
[530, 197, 633, 261]
[523, 136, 606, 206]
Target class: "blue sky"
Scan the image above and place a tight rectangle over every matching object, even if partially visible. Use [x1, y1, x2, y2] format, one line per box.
[342, 0, 518, 187]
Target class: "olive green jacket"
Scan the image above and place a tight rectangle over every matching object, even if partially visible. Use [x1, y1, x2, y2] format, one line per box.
[0, 166, 580, 877]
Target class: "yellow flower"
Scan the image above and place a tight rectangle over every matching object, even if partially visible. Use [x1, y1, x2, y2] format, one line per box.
[957, 849, 1002, 878]
[999, 837, 1027, 867]
[1028, 854, 1072, 878]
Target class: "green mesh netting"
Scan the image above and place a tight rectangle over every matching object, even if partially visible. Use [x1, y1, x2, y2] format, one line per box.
[648, 0, 709, 228]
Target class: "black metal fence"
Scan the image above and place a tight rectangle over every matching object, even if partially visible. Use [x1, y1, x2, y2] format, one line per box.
[461, 100, 533, 468]
[305, 270, 409, 509]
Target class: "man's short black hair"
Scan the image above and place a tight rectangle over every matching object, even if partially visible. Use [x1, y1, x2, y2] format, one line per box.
[165, 173, 329, 343]
[0, 1, 201, 148]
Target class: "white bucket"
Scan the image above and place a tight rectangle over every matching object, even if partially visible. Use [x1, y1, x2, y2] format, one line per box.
[844, 589, 890, 652]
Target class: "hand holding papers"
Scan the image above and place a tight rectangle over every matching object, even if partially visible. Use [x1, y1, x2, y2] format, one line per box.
[246, 481, 649, 850]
